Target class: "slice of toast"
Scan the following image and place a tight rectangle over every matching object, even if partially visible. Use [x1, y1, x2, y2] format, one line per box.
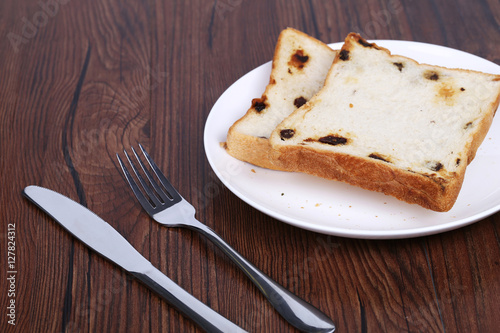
[270, 33, 500, 211]
[226, 28, 337, 170]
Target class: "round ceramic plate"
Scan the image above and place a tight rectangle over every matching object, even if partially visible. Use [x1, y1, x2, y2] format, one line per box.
[203, 40, 500, 239]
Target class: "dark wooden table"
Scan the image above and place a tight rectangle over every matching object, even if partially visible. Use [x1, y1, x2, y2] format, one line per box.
[2, 0, 500, 332]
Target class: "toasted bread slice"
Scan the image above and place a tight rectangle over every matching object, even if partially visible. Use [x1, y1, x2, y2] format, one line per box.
[226, 28, 337, 170]
[270, 33, 500, 211]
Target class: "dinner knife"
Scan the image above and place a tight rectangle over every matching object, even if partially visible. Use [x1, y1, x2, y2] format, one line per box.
[23, 185, 246, 333]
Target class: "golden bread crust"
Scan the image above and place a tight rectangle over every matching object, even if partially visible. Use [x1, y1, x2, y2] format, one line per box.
[276, 144, 464, 211]
[225, 130, 286, 170]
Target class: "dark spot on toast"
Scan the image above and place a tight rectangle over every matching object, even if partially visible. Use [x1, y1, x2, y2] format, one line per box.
[288, 68, 292, 74]
[358, 38, 373, 47]
[356, 37, 380, 49]
[318, 135, 348, 145]
[464, 121, 473, 130]
[456, 158, 461, 166]
[369, 153, 390, 163]
[339, 50, 350, 61]
[288, 49, 309, 69]
[429, 162, 443, 172]
[424, 70, 439, 81]
[294, 51, 309, 63]
[393, 62, 404, 72]
[294, 97, 307, 108]
[420, 173, 447, 190]
[252, 97, 267, 112]
[280, 129, 295, 140]
[460, 87, 465, 91]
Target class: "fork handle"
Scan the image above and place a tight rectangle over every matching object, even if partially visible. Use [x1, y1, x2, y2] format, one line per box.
[189, 221, 336, 333]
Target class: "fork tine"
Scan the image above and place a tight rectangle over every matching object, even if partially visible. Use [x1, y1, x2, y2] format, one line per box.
[130, 147, 172, 203]
[123, 149, 165, 208]
[138, 143, 182, 202]
[116, 153, 156, 215]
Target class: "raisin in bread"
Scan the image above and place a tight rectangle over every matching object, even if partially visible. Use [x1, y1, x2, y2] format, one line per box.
[226, 28, 337, 170]
[270, 33, 500, 211]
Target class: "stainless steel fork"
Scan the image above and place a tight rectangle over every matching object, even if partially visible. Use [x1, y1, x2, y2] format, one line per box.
[117, 144, 335, 333]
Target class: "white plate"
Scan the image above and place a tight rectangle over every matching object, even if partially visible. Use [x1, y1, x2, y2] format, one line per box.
[204, 40, 500, 239]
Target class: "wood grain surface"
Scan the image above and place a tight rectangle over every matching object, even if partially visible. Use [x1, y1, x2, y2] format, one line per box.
[1, 0, 499, 332]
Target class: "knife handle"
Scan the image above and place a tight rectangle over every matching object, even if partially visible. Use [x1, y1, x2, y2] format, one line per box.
[131, 266, 246, 333]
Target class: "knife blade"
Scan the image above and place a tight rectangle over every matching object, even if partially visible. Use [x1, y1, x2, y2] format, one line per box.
[23, 185, 246, 333]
